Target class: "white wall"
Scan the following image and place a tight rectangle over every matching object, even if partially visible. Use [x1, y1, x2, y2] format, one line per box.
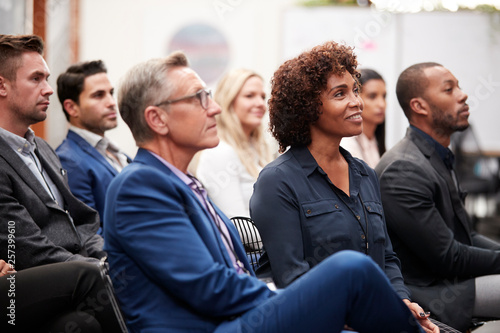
[70, 1, 500, 155]
[46, 0, 73, 148]
[77, 0, 295, 156]
[282, 6, 500, 151]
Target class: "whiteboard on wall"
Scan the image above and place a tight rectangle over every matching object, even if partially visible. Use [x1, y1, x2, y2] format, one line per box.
[282, 6, 500, 152]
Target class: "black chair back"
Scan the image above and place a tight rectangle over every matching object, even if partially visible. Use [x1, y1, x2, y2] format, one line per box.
[230, 216, 263, 272]
[99, 257, 129, 333]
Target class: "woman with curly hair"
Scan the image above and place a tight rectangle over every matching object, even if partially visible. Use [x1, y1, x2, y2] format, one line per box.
[196, 69, 274, 219]
[341, 68, 386, 168]
[250, 41, 438, 333]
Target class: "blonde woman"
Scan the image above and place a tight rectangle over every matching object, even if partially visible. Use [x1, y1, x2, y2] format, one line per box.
[196, 69, 274, 218]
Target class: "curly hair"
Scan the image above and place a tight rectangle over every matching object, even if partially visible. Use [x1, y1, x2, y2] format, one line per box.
[269, 41, 359, 152]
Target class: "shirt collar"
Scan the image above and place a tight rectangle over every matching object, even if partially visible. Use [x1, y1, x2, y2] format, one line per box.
[0, 127, 36, 155]
[289, 146, 318, 176]
[290, 145, 368, 197]
[147, 151, 192, 186]
[70, 125, 124, 154]
[69, 126, 105, 149]
[410, 125, 455, 169]
[290, 145, 369, 177]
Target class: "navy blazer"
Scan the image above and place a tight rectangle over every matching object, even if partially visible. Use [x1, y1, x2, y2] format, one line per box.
[56, 130, 132, 225]
[104, 148, 274, 333]
[250, 145, 408, 299]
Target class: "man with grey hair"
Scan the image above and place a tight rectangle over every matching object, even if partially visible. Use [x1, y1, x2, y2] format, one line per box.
[103, 51, 427, 333]
[376, 62, 500, 331]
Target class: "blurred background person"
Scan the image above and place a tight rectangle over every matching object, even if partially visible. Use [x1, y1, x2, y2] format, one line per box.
[196, 68, 274, 218]
[341, 68, 386, 168]
[56, 60, 131, 233]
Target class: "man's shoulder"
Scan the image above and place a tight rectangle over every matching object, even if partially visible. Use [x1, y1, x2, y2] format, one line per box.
[381, 137, 418, 160]
[33, 135, 53, 150]
[56, 132, 104, 171]
[376, 135, 428, 176]
[33, 136, 61, 163]
[56, 131, 93, 153]
[114, 155, 172, 183]
[110, 160, 187, 202]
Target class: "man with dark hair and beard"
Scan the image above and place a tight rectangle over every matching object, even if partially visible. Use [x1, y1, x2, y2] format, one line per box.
[376, 62, 500, 331]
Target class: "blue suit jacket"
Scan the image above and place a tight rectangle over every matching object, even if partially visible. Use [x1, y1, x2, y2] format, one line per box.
[56, 130, 131, 225]
[103, 148, 274, 333]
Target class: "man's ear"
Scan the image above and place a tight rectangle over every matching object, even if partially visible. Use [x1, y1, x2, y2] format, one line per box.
[0, 76, 8, 97]
[409, 97, 428, 116]
[144, 106, 169, 136]
[63, 99, 80, 118]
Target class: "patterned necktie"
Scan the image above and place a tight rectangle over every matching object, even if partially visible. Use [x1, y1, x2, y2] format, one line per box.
[187, 175, 250, 275]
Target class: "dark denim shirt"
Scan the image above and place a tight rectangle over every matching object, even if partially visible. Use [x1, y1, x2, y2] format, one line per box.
[250, 145, 410, 299]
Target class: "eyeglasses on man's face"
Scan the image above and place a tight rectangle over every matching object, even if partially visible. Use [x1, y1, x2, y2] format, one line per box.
[156, 89, 212, 110]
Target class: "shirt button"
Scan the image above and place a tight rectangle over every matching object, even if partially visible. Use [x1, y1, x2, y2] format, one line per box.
[306, 209, 312, 214]
[367, 206, 372, 211]
[334, 204, 339, 209]
[356, 215, 361, 220]
[361, 235, 366, 240]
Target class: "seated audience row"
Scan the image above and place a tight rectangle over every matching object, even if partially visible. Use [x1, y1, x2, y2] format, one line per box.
[1, 32, 498, 333]
[0, 34, 104, 270]
[250, 41, 436, 332]
[0, 33, 122, 332]
[250, 46, 500, 331]
[103, 50, 429, 332]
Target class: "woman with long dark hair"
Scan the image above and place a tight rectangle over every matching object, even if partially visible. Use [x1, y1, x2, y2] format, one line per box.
[341, 68, 386, 168]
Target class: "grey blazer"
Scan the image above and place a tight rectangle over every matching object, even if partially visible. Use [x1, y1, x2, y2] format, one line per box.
[0, 135, 104, 271]
[376, 127, 500, 331]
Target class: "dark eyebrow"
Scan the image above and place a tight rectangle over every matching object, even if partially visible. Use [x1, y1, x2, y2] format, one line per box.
[327, 84, 348, 94]
[32, 70, 49, 78]
[91, 89, 106, 95]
